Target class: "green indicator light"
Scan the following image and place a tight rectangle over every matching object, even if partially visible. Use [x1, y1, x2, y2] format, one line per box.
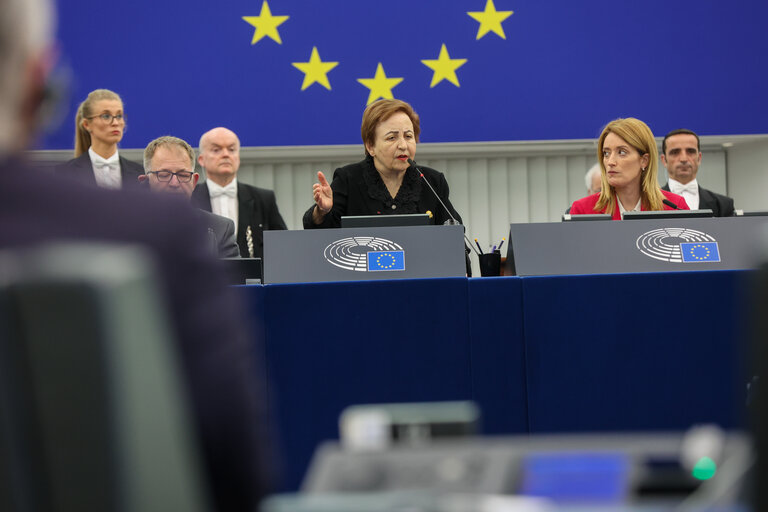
[692, 456, 717, 480]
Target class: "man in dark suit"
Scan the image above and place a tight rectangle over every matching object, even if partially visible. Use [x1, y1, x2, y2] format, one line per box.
[192, 127, 287, 258]
[661, 129, 735, 217]
[139, 135, 240, 258]
[0, 0, 271, 509]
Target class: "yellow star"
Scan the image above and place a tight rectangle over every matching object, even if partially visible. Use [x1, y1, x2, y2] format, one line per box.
[421, 44, 467, 88]
[467, 0, 513, 40]
[292, 47, 339, 90]
[242, 1, 289, 45]
[356, 63, 403, 105]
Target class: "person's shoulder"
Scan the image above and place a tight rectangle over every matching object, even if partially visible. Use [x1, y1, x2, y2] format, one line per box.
[56, 153, 89, 172]
[334, 159, 368, 176]
[416, 164, 445, 180]
[119, 155, 144, 173]
[571, 192, 601, 212]
[660, 189, 689, 209]
[661, 189, 684, 202]
[699, 185, 734, 203]
[197, 208, 233, 227]
[238, 181, 277, 199]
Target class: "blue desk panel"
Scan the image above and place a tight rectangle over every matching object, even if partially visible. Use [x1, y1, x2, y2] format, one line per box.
[261, 278, 474, 490]
[521, 271, 751, 433]
[466, 277, 527, 434]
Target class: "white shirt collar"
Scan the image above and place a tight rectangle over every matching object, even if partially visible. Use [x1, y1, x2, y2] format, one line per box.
[617, 196, 641, 219]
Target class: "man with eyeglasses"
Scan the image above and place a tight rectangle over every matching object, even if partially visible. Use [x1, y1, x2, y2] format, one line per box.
[139, 136, 239, 258]
[192, 127, 287, 258]
[661, 129, 735, 217]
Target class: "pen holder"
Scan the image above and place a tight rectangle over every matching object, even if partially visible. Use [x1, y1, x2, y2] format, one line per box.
[479, 252, 501, 277]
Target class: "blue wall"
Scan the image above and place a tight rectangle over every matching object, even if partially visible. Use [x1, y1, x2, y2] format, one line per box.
[44, 0, 768, 150]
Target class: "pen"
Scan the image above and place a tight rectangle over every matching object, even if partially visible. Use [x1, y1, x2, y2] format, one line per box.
[497, 238, 505, 252]
[474, 238, 484, 255]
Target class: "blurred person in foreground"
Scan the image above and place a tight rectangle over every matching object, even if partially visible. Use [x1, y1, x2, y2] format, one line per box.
[570, 117, 689, 219]
[56, 88, 144, 190]
[303, 98, 463, 228]
[139, 135, 239, 258]
[0, 0, 271, 509]
[661, 128, 735, 217]
[192, 127, 287, 258]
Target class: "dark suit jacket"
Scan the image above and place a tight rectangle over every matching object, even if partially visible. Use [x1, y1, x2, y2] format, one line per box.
[196, 209, 240, 258]
[1, 159, 271, 511]
[192, 181, 287, 259]
[662, 183, 735, 217]
[302, 156, 463, 229]
[56, 152, 145, 190]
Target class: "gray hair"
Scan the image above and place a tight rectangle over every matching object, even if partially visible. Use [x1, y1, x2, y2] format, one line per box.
[584, 163, 601, 193]
[0, 0, 54, 153]
[143, 136, 196, 173]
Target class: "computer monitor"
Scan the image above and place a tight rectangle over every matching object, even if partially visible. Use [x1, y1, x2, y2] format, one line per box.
[735, 210, 768, 217]
[341, 214, 432, 228]
[562, 214, 612, 222]
[623, 209, 713, 220]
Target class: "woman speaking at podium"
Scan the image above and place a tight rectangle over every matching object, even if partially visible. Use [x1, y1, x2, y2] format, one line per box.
[302, 99, 463, 228]
[570, 118, 688, 219]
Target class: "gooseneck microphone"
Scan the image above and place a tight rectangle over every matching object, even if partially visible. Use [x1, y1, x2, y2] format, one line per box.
[408, 158, 479, 256]
[408, 158, 459, 224]
[663, 199, 682, 210]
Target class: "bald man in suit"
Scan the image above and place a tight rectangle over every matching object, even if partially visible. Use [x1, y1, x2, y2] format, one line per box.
[192, 127, 287, 258]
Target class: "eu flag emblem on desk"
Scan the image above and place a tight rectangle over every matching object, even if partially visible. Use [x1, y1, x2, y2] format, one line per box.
[367, 251, 405, 272]
[681, 242, 720, 263]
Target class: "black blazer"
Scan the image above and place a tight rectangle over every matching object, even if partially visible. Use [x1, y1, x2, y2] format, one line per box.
[302, 157, 463, 229]
[1, 158, 272, 511]
[191, 181, 287, 258]
[196, 209, 240, 258]
[56, 152, 145, 190]
[662, 183, 735, 217]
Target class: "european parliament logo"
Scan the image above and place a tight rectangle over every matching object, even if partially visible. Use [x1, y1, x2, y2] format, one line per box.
[680, 242, 720, 263]
[635, 228, 721, 264]
[367, 251, 406, 272]
[323, 236, 405, 272]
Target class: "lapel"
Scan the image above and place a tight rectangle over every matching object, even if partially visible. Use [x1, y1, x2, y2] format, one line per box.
[697, 185, 716, 211]
[71, 153, 97, 184]
[192, 182, 213, 212]
[237, 183, 256, 257]
[237, 182, 255, 236]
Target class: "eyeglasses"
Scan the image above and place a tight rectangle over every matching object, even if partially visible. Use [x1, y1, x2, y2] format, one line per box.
[147, 170, 195, 182]
[87, 113, 125, 123]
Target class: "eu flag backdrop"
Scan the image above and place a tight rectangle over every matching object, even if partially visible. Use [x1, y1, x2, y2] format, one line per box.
[44, 0, 768, 150]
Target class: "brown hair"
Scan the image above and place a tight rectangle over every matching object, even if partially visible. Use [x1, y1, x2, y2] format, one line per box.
[361, 99, 420, 156]
[594, 118, 664, 215]
[73, 88, 122, 157]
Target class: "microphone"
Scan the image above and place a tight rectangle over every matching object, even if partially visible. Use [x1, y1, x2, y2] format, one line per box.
[663, 199, 681, 210]
[407, 158, 459, 225]
[408, 158, 479, 256]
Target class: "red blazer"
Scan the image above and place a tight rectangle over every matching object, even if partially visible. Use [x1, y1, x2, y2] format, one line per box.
[570, 190, 689, 220]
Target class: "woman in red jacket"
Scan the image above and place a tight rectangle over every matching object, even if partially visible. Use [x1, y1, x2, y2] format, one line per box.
[570, 118, 688, 219]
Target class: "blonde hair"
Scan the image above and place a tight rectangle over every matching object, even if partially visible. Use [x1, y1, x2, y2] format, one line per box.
[594, 118, 664, 215]
[74, 88, 122, 157]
